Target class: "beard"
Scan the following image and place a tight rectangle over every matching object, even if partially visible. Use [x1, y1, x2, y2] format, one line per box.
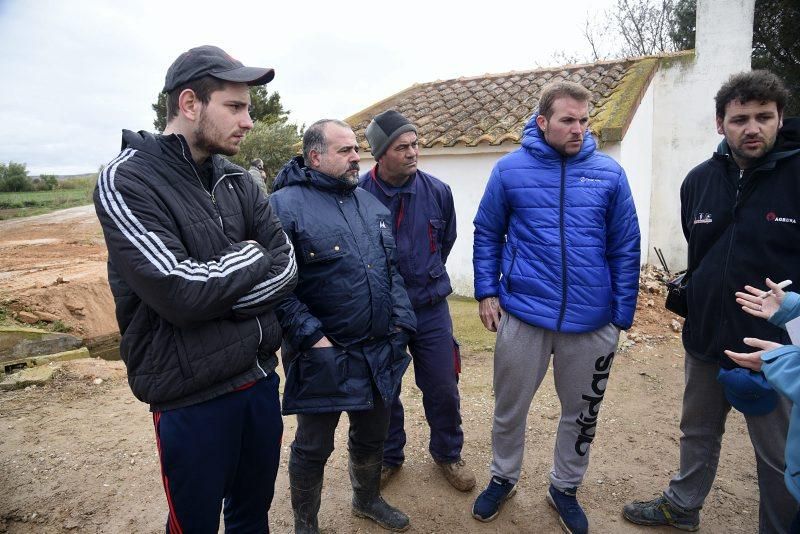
[336, 163, 360, 185]
[194, 111, 239, 157]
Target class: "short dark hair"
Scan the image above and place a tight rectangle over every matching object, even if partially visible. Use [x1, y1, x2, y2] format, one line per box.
[302, 119, 351, 163]
[166, 75, 229, 122]
[538, 81, 593, 119]
[715, 70, 790, 119]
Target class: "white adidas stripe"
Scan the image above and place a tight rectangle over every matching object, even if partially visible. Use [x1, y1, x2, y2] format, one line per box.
[97, 148, 265, 282]
[233, 232, 297, 309]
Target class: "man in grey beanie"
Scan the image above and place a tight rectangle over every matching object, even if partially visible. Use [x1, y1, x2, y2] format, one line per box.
[360, 110, 475, 493]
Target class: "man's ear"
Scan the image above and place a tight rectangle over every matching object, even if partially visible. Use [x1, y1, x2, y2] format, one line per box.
[715, 115, 725, 136]
[308, 149, 322, 168]
[536, 113, 547, 132]
[178, 89, 202, 121]
[778, 112, 784, 130]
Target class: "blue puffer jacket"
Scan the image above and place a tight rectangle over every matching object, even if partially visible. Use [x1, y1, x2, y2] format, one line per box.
[473, 113, 640, 332]
[270, 157, 416, 414]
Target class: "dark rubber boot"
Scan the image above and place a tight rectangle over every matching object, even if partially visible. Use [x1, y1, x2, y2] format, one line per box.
[349, 452, 410, 532]
[289, 465, 323, 534]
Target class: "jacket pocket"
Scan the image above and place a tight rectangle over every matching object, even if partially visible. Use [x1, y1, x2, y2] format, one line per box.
[505, 245, 518, 292]
[300, 235, 347, 264]
[171, 327, 194, 379]
[290, 346, 350, 399]
[428, 218, 445, 253]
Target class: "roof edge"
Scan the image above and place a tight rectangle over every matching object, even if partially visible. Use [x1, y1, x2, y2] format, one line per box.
[592, 58, 660, 144]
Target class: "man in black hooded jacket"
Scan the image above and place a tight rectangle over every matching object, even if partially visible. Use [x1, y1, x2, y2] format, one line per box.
[624, 70, 800, 533]
[94, 46, 297, 533]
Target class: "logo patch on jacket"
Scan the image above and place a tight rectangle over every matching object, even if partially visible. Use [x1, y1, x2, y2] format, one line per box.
[693, 213, 713, 224]
[766, 212, 797, 224]
[379, 220, 387, 229]
[580, 176, 602, 183]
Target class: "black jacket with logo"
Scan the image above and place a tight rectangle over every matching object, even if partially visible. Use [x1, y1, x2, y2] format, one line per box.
[681, 118, 800, 366]
[94, 130, 297, 410]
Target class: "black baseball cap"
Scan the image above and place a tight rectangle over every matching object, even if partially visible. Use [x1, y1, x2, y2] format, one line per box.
[162, 45, 275, 93]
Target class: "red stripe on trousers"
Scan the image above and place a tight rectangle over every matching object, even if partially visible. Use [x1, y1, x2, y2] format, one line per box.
[153, 412, 183, 534]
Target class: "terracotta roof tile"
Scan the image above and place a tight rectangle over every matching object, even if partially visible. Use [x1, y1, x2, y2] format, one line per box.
[346, 54, 689, 151]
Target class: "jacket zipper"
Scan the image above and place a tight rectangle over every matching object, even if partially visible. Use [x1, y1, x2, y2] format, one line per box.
[714, 167, 744, 354]
[556, 158, 568, 331]
[176, 138, 230, 233]
[176, 136, 266, 377]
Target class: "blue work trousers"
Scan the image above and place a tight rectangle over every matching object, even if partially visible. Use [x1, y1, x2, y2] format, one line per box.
[383, 299, 463, 466]
[153, 372, 283, 534]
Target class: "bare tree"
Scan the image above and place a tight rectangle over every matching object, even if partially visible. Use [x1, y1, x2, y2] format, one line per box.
[584, 0, 682, 60]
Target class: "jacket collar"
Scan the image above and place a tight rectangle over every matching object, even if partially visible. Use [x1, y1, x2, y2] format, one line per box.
[368, 166, 417, 197]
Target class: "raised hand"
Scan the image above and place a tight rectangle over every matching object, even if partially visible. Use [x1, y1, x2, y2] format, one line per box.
[735, 278, 788, 320]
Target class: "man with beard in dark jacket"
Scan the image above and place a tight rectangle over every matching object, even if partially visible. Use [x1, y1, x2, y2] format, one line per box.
[624, 71, 800, 533]
[94, 46, 297, 533]
[270, 119, 417, 533]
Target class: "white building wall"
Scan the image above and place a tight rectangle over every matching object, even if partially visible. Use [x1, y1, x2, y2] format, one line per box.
[648, 0, 754, 270]
[615, 79, 655, 266]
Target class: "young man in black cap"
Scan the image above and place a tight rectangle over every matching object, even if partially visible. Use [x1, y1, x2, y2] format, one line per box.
[359, 110, 475, 492]
[94, 45, 297, 532]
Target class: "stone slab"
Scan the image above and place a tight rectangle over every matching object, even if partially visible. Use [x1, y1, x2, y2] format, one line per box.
[0, 326, 83, 363]
[1, 347, 90, 376]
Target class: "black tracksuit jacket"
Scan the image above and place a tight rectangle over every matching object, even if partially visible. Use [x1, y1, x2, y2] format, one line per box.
[94, 130, 297, 410]
[681, 118, 800, 366]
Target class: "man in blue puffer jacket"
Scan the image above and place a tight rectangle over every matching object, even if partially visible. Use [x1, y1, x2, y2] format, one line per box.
[471, 81, 640, 533]
[270, 119, 416, 533]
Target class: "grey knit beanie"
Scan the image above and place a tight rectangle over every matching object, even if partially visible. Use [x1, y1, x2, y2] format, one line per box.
[364, 110, 417, 160]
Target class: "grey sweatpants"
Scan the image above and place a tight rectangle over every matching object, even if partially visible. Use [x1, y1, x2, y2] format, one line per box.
[490, 312, 619, 490]
[663, 354, 797, 534]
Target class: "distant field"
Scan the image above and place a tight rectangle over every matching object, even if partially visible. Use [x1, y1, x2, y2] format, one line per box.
[0, 179, 95, 220]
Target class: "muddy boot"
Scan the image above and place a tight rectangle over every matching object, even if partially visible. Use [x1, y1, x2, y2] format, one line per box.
[349, 452, 410, 532]
[289, 465, 323, 534]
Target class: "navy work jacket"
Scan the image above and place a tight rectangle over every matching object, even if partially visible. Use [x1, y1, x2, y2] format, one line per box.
[359, 167, 457, 309]
[270, 157, 416, 414]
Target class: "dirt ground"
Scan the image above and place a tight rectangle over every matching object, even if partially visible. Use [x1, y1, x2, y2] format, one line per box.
[0, 208, 762, 533]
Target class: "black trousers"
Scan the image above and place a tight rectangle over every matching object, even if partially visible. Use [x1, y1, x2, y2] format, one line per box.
[289, 386, 391, 473]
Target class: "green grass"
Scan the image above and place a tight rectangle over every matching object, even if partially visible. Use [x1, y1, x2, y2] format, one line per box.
[0, 181, 94, 220]
[448, 295, 497, 353]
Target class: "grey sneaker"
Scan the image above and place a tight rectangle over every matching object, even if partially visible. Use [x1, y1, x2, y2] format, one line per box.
[622, 494, 700, 531]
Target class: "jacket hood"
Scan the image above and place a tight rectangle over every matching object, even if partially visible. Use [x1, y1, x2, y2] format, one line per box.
[121, 129, 162, 155]
[775, 116, 800, 153]
[273, 156, 358, 194]
[520, 112, 597, 162]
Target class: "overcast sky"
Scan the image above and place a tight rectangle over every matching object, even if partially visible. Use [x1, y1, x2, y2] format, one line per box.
[0, 0, 615, 175]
